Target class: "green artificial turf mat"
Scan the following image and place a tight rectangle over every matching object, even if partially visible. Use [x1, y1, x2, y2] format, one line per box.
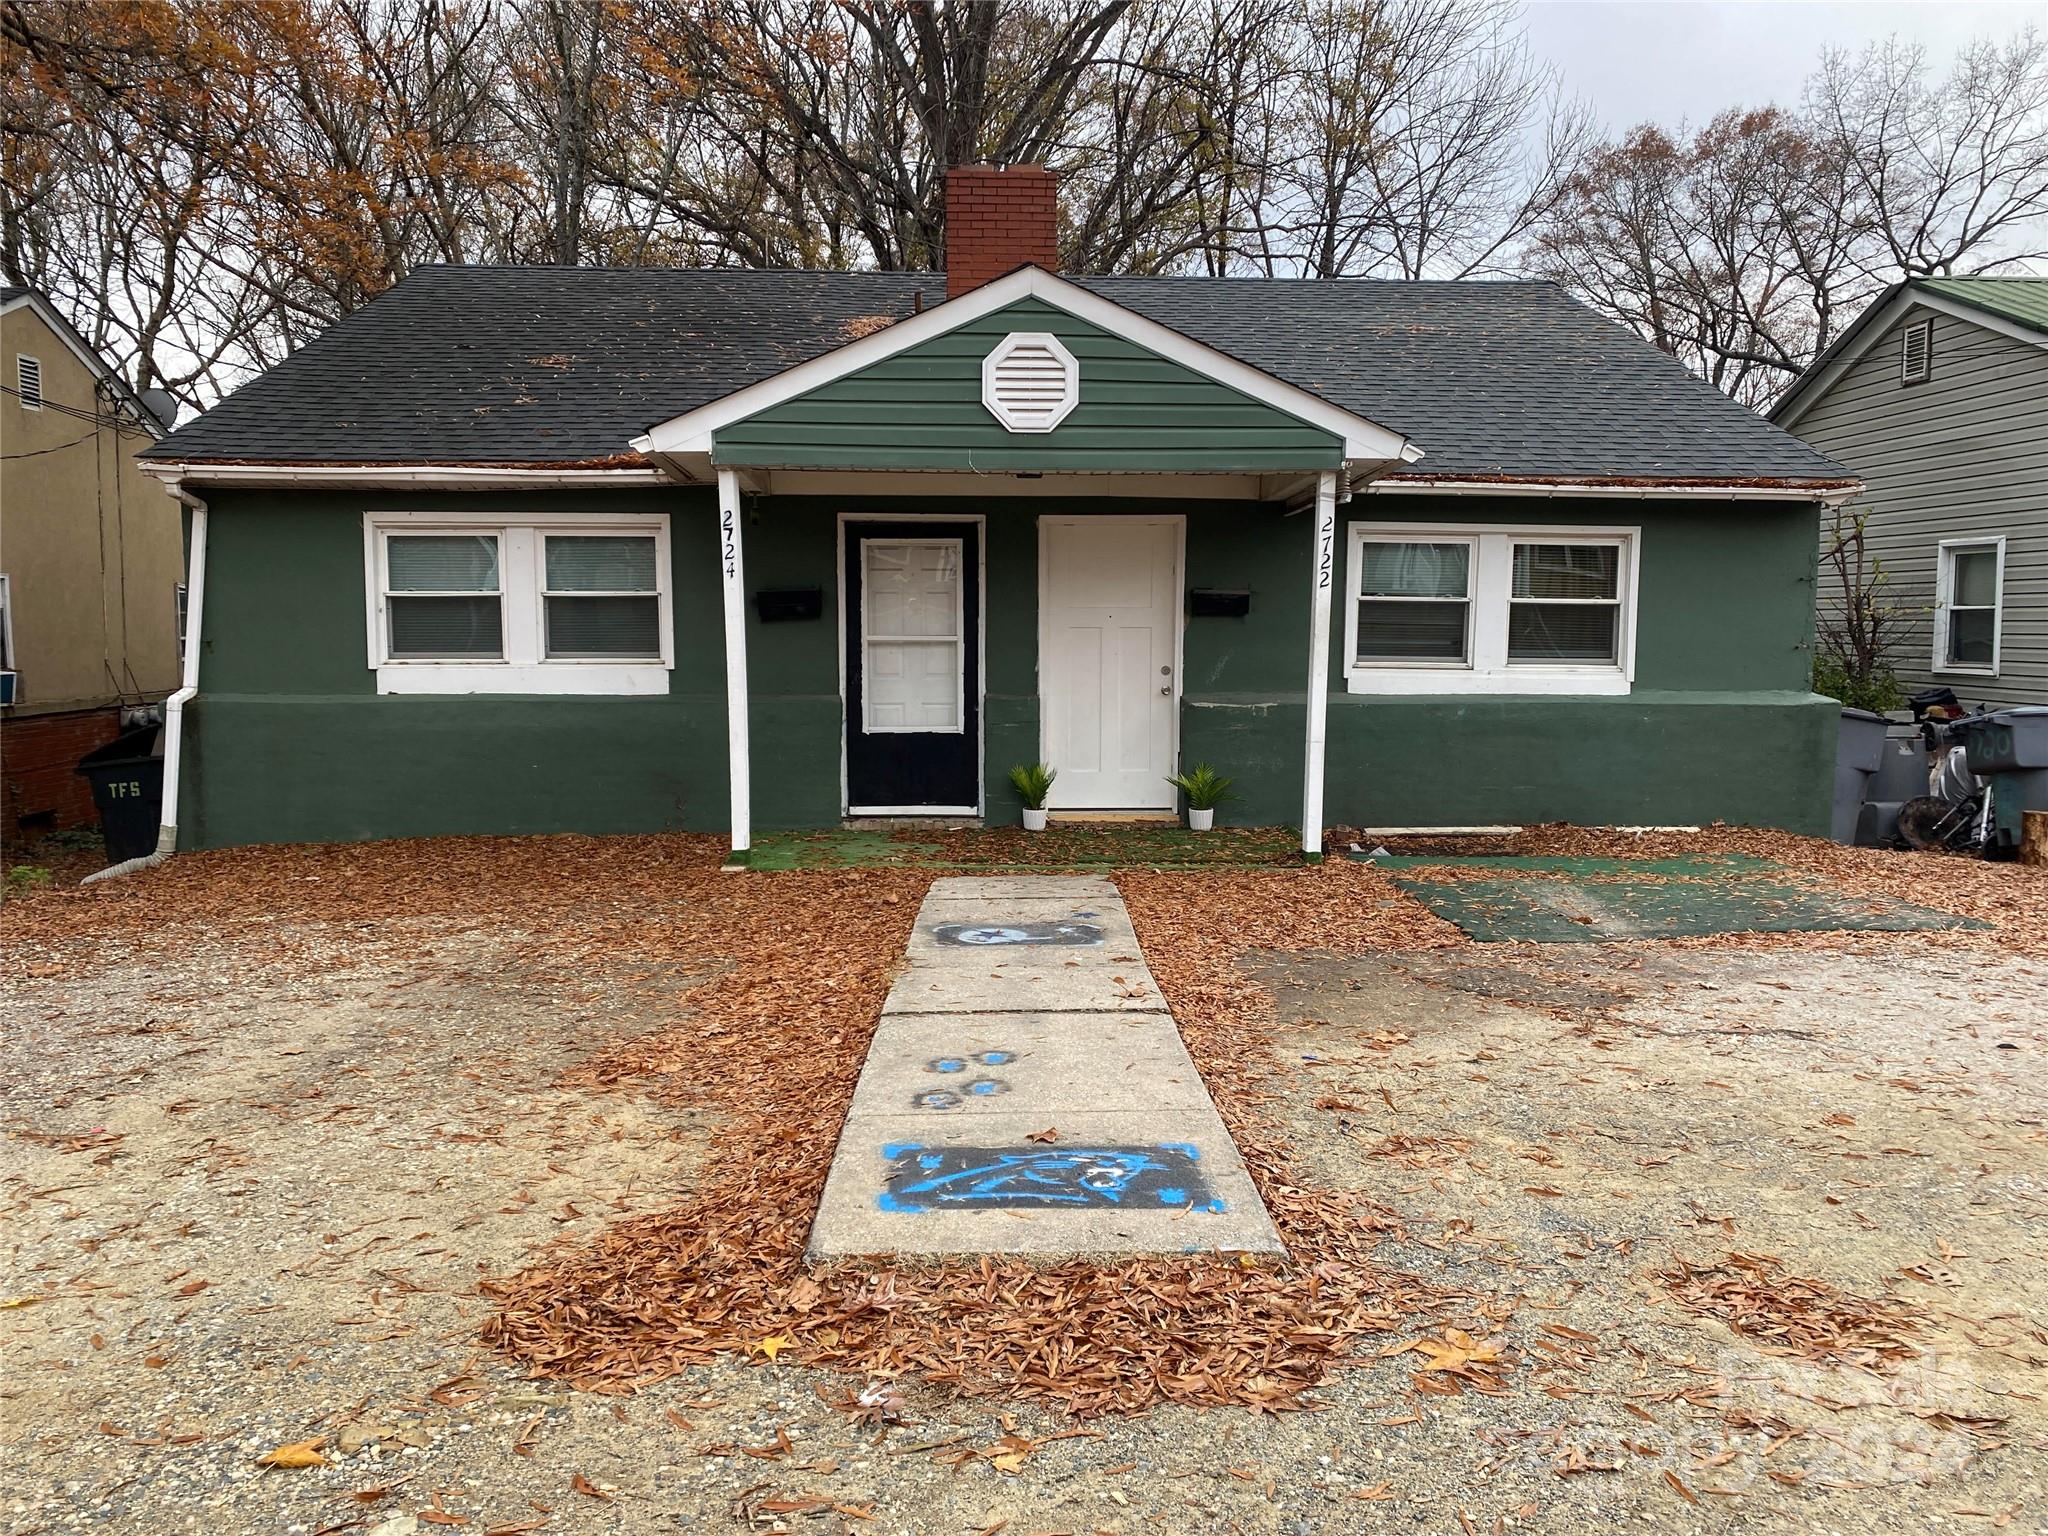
[1394, 874, 1983, 942]
[1357, 853, 1781, 875]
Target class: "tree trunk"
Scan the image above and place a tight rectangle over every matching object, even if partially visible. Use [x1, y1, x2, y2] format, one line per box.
[2022, 810, 2048, 868]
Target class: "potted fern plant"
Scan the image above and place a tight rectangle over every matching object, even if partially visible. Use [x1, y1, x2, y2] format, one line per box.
[1167, 763, 1234, 831]
[1008, 762, 1056, 831]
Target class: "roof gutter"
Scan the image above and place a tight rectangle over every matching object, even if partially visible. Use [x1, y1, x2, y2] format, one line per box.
[1368, 477, 1861, 507]
[82, 482, 207, 884]
[140, 462, 674, 489]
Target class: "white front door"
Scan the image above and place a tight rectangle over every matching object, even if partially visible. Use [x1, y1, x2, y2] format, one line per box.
[1039, 516, 1182, 810]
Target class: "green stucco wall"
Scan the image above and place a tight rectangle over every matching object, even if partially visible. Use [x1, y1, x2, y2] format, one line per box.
[181, 487, 1834, 849]
[712, 297, 1344, 472]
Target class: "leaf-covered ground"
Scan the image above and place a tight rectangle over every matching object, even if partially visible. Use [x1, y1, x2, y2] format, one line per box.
[1, 829, 2043, 1534]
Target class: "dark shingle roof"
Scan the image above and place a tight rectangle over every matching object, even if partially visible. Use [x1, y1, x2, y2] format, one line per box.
[148, 265, 1846, 481]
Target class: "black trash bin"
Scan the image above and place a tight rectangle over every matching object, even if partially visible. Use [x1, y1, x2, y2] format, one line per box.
[75, 727, 165, 864]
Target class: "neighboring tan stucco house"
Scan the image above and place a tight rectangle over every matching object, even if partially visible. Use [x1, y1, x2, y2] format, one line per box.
[1774, 276, 2048, 707]
[137, 167, 1859, 860]
[0, 287, 179, 850]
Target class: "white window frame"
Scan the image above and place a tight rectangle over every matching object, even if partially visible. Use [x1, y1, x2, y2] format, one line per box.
[15, 354, 41, 410]
[1344, 521, 1639, 696]
[1932, 535, 2005, 677]
[1900, 318, 1933, 385]
[363, 510, 672, 695]
[0, 571, 14, 667]
[858, 535, 966, 735]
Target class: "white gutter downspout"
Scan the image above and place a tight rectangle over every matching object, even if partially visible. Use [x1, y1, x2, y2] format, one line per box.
[1299, 469, 1339, 861]
[82, 484, 206, 884]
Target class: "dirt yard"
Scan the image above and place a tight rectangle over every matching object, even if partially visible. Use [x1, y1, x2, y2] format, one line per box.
[2, 831, 2044, 1536]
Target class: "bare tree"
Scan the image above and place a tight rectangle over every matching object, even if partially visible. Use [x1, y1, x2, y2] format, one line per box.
[1534, 27, 2048, 407]
[1264, 0, 1587, 279]
[1814, 31, 2048, 277]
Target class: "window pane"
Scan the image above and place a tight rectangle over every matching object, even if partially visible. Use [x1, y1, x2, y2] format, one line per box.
[1359, 541, 1468, 598]
[1509, 604, 1618, 663]
[865, 639, 961, 730]
[388, 535, 498, 592]
[1513, 544, 1618, 600]
[1951, 548, 1998, 608]
[545, 594, 661, 658]
[546, 535, 657, 592]
[1947, 608, 1995, 667]
[1357, 599, 1468, 661]
[865, 542, 959, 637]
[389, 595, 502, 657]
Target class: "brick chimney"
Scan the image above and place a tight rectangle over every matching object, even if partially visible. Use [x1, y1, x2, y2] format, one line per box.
[944, 164, 1059, 299]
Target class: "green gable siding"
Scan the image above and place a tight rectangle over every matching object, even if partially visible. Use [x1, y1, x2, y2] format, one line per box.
[712, 297, 1345, 473]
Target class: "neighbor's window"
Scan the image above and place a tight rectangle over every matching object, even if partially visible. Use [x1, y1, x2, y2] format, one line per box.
[1346, 524, 1636, 695]
[14, 354, 41, 410]
[365, 514, 670, 695]
[1935, 537, 2003, 674]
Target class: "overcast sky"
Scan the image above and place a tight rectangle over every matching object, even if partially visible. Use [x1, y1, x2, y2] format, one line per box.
[1523, 1, 2045, 133]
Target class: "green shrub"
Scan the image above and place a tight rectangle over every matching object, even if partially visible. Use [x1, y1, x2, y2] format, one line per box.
[1812, 653, 1904, 714]
[1007, 762, 1056, 809]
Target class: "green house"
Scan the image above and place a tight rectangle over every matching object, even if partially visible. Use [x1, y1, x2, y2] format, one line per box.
[138, 170, 1857, 862]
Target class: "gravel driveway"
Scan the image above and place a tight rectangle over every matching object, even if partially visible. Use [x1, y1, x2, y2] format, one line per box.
[3, 835, 2044, 1535]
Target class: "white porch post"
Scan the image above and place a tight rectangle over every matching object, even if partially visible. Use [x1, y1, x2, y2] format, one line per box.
[716, 467, 752, 862]
[1300, 469, 1339, 860]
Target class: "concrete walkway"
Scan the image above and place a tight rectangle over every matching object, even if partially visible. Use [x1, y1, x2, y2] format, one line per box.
[808, 876, 1284, 1259]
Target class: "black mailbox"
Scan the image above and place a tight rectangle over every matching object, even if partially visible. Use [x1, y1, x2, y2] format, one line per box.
[755, 587, 823, 622]
[1188, 588, 1252, 618]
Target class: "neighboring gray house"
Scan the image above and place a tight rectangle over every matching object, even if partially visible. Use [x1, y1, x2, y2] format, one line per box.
[1773, 276, 2047, 707]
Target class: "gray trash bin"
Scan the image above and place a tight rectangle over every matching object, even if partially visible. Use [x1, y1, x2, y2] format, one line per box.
[1832, 708, 1888, 843]
[1955, 707, 2048, 854]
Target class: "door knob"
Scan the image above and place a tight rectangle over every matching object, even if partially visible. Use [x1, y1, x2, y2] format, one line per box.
[1159, 685, 1171, 696]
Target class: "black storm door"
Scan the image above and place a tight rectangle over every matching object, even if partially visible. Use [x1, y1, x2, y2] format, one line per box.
[843, 520, 980, 810]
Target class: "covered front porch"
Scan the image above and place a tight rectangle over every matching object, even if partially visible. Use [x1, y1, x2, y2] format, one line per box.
[700, 477, 1353, 862]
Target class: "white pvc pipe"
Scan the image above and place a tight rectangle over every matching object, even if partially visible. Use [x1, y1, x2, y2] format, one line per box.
[716, 467, 752, 861]
[1299, 470, 1337, 859]
[82, 484, 206, 885]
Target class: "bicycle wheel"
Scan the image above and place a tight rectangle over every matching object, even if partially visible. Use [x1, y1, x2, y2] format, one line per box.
[1897, 796, 1965, 852]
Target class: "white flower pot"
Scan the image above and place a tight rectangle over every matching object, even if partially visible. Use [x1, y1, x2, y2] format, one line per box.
[1187, 807, 1214, 832]
[1022, 807, 1049, 831]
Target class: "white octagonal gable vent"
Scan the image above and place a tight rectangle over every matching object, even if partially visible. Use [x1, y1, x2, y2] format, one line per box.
[981, 331, 1079, 433]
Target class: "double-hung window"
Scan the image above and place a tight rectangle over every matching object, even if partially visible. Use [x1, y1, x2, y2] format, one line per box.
[1934, 537, 2004, 675]
[1345, 523, 1637, 695]
[365, 513, 671, 694]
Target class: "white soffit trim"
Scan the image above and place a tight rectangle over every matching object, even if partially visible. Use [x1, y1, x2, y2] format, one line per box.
[632, 265, 1420, 466]
[1368, 477, 1860, 506]
[142, 461, 672, 489]
[1772, 286, 2048, 429]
